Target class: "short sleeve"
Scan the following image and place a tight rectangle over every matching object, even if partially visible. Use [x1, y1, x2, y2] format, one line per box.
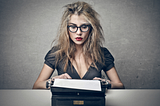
[44, 47, 58, 69]
[101, 47, 115, 72]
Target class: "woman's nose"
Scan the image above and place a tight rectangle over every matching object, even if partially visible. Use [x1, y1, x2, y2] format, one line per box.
[76, 27, 82, 35]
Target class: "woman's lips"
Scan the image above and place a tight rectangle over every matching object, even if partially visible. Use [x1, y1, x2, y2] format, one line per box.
[76, 37, 83, 41]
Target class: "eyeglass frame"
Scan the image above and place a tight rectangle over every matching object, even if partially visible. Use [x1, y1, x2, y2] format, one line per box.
[67, 24, 92, 33]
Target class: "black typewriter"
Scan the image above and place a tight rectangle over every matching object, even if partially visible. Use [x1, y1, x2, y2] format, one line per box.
[50, 79, 111, 106]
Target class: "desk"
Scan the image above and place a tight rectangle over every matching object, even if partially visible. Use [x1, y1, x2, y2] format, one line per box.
[0, 89, 160, 106]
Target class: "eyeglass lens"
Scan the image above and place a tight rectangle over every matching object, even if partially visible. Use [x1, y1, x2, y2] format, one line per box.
[68, 24, 90, 33]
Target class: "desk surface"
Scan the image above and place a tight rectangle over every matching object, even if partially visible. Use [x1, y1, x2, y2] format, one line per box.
[0, 89, 160, 106]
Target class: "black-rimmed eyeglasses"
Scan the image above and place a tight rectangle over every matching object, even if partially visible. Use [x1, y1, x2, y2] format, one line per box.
[67, 24, 91, 33]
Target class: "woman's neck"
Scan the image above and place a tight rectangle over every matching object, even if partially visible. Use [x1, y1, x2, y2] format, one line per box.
[75, 44, 83, 55]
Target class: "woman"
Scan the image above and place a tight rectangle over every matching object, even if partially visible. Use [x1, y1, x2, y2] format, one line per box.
[33, 1, 124, 89]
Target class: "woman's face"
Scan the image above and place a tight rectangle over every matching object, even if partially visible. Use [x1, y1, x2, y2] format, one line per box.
[68, 14, 91, 46]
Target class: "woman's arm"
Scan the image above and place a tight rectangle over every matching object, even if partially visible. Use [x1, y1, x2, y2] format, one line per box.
[106, 67, 125, 89]
[32, 64, 54, 89]
[32, 64, 72, 89]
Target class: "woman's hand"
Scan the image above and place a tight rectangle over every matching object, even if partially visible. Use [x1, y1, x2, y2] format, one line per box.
[33, 64, 72, 89]
[52, 73, 72, 80]
[93, 77, 110, 83]
[45, 73, 72, 89]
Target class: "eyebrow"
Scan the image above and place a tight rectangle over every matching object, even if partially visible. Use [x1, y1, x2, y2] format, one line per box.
[68, 23, 90, 26]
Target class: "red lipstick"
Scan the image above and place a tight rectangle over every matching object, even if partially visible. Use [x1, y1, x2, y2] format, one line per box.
[76, 37, 83, 41]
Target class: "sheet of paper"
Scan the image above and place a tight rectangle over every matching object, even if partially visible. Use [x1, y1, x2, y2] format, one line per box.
[52, 79, 101, 91]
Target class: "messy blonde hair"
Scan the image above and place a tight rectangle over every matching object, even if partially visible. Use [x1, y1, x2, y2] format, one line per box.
[54, 1, 105, 71]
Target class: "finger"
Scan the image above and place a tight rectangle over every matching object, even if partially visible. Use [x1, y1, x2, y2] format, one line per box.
[53, 76, 60, 79]
[51, 77, 55, 81]
[53, 73, 72, 79]
[47, 79, 52, 83]
[64, 73, 72, 79]
[93, 77, 101, 80]
[93, 77, 106, 82]
[59, 73, 70, 79]
[101, 79, 106, 82]
[106, 80, 111, 83]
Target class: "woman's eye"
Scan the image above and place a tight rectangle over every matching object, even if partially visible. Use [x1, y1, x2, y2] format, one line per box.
[70, 26, 76, 29]
[81, 25, 87, 29]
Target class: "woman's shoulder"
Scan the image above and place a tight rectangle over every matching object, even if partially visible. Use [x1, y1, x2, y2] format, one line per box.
[100, 47, 115, 71]
[49, 46, 60, 53]
[45, 46, 60, 56]
[100, 46, 110, 53]
[44, 46, 60, 69]
[45, 46, 60, 58]
[100, 46, 114, 59]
